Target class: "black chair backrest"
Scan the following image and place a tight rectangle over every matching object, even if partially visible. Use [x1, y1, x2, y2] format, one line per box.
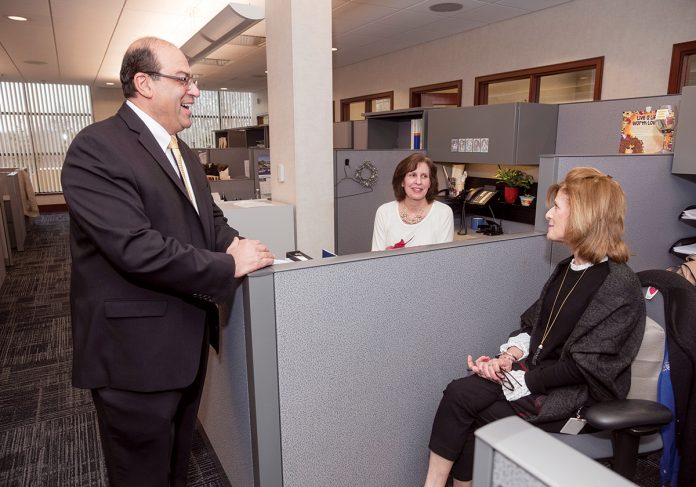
[636, 269, 696, 487]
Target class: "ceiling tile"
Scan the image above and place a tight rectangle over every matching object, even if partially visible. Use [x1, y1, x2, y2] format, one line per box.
[332, 2, 399, 35]
[418, 16, 484, 35]
[334, 30, 389, 50]
[0, 48, 21, 82]
[496, 0, 572, 10]
[353, 0, 426, 8]
[457, 3, 527, 23]
[375, 8, 442, 29]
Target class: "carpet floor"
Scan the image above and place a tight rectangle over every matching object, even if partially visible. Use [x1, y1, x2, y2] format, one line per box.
[0, 213, 229, 486]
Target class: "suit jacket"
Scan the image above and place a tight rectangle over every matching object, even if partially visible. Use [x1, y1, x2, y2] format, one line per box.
[62, 103, 239, 392]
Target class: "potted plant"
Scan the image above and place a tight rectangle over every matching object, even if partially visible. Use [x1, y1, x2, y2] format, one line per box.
[494, 168, 534, 204]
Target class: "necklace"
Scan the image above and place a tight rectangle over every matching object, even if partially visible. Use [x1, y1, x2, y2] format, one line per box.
[399, 203, 426, 225]
[532, 265, 588, 365]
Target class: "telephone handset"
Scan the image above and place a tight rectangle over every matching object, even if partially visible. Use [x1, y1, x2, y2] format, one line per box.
[464, 187, 498, 206]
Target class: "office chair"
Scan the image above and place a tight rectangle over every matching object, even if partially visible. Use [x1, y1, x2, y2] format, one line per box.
[551, 269, 696, 484]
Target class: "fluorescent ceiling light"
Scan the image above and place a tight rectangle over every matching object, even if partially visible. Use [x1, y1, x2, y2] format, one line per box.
[105, 82, 115, 86]
[181, 3, 264, 65]
[7, 15, 29, 21]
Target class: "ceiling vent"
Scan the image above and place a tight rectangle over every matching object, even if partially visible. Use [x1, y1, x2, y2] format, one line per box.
[229, 35, 266, 48]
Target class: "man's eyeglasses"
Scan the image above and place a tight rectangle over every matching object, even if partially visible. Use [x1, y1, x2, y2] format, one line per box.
[495, 370, 522, 392]
[144, 72, 197, 89]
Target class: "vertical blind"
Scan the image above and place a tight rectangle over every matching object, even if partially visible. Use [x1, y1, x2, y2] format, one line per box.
[0, 82, 92, 193]
[1, 82, 254, 193]
[180, 90, 253, 149]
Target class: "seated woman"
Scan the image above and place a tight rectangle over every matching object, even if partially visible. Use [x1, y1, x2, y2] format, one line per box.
[423, 167, 646, 487]
[372, 153, 454, 251]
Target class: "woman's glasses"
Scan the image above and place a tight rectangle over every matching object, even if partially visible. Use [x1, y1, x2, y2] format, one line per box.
[495, 370, 522, 391]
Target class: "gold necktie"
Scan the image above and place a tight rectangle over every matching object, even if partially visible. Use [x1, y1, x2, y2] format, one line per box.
[168, 136, 194, 203]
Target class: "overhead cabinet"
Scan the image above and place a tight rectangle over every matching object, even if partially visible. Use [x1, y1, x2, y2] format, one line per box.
[352, 108, 431, 150]
[426, 102, 558, 165]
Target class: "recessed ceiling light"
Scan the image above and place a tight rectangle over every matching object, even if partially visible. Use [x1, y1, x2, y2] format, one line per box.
[220, 87, 228, 90]
[429, 2, 463, 13]
[105, 82, 115, 86]
[7, 15, 29, 21]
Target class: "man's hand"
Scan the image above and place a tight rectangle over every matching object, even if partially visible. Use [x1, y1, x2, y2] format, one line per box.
[226, 237, 275, 277]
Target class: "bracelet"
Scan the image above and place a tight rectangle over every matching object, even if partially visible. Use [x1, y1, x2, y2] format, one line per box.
[498, 350, 518, 363]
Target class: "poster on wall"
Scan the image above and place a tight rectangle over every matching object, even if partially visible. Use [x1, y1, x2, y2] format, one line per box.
[618, 110, 662, 154]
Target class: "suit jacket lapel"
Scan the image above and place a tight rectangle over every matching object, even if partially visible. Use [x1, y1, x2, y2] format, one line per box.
[179, 143, 215, 244]
[116, 104, 215, 247]
[117, 104, 201, 212]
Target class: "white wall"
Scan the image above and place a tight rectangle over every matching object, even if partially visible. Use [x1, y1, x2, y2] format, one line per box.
[333, 0, 696, 118]
[91, 86, 124, 122]
[253, 89, 268, 120]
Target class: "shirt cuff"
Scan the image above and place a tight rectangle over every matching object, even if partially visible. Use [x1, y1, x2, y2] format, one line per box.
[502, 369, 531, 401]
[499, 332, 531, 360]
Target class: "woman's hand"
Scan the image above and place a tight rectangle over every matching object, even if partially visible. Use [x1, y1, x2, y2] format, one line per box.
[467, 354, 511, 382]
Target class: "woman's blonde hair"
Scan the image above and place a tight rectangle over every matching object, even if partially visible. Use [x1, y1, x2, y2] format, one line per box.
[546, 167, 630, 263]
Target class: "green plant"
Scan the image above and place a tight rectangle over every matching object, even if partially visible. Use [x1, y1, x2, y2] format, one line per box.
[494, 168, 534, 191]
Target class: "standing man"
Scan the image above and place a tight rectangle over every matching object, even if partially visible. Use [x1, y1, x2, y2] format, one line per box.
[61, 37, 274, 486]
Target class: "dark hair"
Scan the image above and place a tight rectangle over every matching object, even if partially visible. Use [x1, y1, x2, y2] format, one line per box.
[392, 153, 438, 203]
[119, 37, 162, 98]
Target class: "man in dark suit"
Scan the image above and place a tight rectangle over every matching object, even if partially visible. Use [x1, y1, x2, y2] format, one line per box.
[61, 37, 274, 486]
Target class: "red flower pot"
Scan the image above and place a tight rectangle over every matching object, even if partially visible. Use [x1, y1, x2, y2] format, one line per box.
[503, 186, 519, 204]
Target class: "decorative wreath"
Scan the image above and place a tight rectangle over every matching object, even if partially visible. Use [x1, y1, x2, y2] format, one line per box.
[353, 161, 378, 188]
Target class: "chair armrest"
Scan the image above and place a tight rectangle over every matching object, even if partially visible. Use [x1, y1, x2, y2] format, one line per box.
[585, 399, 672, 431]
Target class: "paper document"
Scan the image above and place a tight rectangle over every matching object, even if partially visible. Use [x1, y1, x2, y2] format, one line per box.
[233, 200, 272, 208]
[673, 243, 696, 255]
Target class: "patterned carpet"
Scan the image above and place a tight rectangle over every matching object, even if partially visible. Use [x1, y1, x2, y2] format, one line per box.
[0, 213, 229, 486]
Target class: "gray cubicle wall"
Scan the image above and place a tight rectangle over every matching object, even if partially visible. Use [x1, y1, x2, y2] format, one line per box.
[198, 285, 255, 487]
[334, 149, 419, 254]
[244, 234, 551, 486]
[555, 95, 681, 155]
[536, 154, 695, 272]
[334, 149, 453, 254]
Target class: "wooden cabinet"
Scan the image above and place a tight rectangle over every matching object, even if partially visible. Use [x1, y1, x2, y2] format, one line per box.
[427, 103, 558, 165]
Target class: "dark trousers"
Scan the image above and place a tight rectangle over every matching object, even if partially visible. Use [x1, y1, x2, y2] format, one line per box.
[91, 343, 209, 487]
[429, 374, 516, 482]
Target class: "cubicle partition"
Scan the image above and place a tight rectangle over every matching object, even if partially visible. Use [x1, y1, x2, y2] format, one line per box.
[536, 154, 695, 271]
[0, 169, 27, 252]
[0, 205, 6, 284]
[334, 149, 418, 254]
[199, 233, 553, 486]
